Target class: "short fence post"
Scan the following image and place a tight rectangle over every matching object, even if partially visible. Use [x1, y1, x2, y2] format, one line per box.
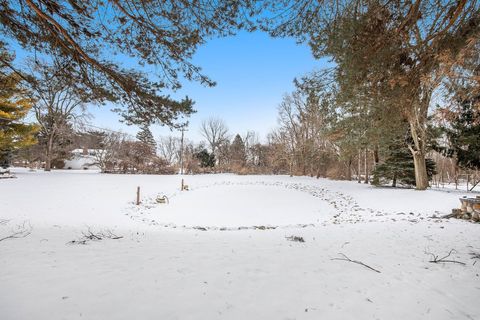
[136, 186, 140, 205]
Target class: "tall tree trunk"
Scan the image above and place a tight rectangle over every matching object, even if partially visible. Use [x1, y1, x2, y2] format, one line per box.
[346, 157, 352, 181]
[364, 148, 369, 184]
[408, 95, 430, 190]
[357, 149, 362, 183]
[289, 154, 294, 177]
[44, 157, 51, 171]
[371, 148, 379, 185]
[301, 146, 306, 176]
[373, 146, 379, 165]
[454, 163, 459, 190]
[44, 134, 54, 171]
[413, 151, 429, 190]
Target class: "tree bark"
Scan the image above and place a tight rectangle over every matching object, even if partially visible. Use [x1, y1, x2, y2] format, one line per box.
[364, 148, 369, 184]
[413, 151, 429, 190]
[357, 149, 362, 183]
[407, 93, 431, 190]
[347, 158, 352, 181]
[44, 134, 54, 171]
[45, 158, 51, 171]
[373, 146, 379, 165]
[289, 154, 294, 177]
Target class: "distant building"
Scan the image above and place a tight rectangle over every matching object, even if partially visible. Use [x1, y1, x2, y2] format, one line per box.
[64, 148, 101, 170]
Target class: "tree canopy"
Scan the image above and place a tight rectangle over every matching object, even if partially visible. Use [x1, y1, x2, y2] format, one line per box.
[261, 0, 480, 189]
[0, 72, 38, 167]
[1, 0, 256, 127]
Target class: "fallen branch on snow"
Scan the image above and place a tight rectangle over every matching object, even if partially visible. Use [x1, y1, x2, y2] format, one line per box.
[286, 235, 305, 243]
[67, 227, 123, 245]
[0, 170, 16, 179]
[470, 252, 480, 260]
[426, 249, 466, 265]
[470, 252, 480, 265]
[0, 221, 32, 242]
[331, 253, 381, 273]
[440, 212, 457, 219]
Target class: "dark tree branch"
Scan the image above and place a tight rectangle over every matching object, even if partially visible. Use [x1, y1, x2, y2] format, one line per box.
[331, 253, 381, 273]
[426, 249, 466, 265]
[0, 221, 32, 242]
[67, 227, 123, 245]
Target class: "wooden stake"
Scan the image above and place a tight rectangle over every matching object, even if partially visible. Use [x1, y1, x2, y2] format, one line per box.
[136, 186, 140, 205]
[181, 179, 184, 191]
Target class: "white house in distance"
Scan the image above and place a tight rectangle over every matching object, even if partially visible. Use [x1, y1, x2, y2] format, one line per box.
[64, 148, 101, 170]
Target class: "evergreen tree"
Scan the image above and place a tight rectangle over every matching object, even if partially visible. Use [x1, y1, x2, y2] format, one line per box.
[373, 138, 436, 187]
[136, 126, 156, 155]
[195, 149, 215, 168]
[230, 134, 246, 167]
[0, 71, 38, 168]
[264, 1, 479, 189]
[445, 96, 480, 170]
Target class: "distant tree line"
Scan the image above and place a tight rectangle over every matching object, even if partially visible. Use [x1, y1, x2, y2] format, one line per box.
[1, 1, 479, 189]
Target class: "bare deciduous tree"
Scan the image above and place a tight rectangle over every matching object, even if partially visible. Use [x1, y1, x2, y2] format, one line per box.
[28, 60, 90, 171]
[157, 136, 181, 165]
[92, 132, 126, 173]
[0, 221, 32, 242]
[243, 131, 259, 166]
[199, 117, 229, 160]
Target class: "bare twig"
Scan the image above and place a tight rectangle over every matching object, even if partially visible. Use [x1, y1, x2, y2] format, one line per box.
[331, 253, 381, 273]
[0, 221, 32, 242]
[68, 227, 123, 245]
[426, 249, 466, 265]
[440, 212, 457, 219]
[341, 241, 350, 248]
[286, 235, 305, 243]
[102, 229, 123, 240]
[469, 252, 480, 265]
[81, 228, 102, 240]
[470, 252, 480, 259]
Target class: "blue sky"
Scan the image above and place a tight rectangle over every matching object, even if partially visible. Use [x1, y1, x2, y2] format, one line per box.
[9, 30, 331, 142]
[89, 31, 331, 142]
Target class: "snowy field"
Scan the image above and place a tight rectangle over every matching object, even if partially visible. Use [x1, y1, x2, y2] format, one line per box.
[1, 169, 479, 320]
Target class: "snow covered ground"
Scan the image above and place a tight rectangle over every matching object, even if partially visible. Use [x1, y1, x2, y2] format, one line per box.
[1, 169, 479, 320]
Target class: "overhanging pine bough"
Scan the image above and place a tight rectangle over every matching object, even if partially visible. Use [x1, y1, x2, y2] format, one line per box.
[0, 0, 256, 126]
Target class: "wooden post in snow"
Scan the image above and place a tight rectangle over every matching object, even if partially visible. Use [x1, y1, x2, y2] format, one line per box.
[181, 179, 184, 191]
[136, 186, 140, 205]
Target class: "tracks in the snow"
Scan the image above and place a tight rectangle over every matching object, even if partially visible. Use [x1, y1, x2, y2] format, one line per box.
[123, 180, 394, 230]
